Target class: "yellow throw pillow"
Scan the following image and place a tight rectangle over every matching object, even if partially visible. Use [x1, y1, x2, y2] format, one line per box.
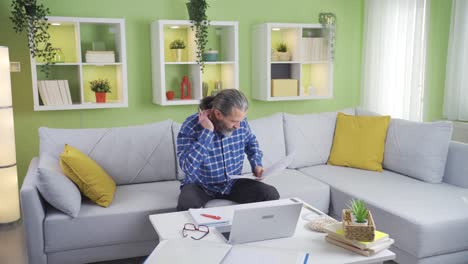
[328, 113, 390, 172]
[60, 144, 116, 207]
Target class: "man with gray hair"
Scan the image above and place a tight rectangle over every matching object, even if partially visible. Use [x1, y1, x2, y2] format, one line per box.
[176, 89, 279, 211]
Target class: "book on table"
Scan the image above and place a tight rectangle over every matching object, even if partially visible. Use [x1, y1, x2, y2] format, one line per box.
[325, 235, 394, 257]
[189, 207, 233, 227]
[324, 223, 390, 249]
[323, 222, 393, 256]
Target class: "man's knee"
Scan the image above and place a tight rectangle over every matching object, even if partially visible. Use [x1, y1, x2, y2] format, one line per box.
[262, 184, 280, 201]
[177, 184, 209, 211]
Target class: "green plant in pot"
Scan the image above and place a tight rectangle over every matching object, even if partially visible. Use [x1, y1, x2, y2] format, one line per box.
[276, 42, 291, 61]
[10, 0, 57, 75]
[347, 199, 369, 225]
[186, 0, 209, 72]
[89, 78, 111, 103]
[169, 39, 186, 62]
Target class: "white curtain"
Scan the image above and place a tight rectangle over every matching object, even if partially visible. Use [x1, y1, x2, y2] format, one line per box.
[361, 0, 429, 121]
[443, 0, 468, 121]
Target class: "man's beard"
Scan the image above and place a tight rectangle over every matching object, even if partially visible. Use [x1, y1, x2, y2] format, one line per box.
[212, 119, 236, 137]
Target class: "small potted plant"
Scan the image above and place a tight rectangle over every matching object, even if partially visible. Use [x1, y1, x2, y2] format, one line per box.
[169, 39, 186, 62]
[276, 42, 291, 61]
[342, 199, 375, 241]
[347, 199, 369, 225]
[89, 78, 111, 103]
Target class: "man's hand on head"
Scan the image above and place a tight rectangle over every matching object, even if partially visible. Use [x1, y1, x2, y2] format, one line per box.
[198, 109, 214, 131]
[254, 166, 264, 180]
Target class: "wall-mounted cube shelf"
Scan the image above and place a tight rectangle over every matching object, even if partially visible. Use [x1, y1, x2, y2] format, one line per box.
[252, 23, 334, 101]
[150, 20, 239, 106]
[30, 16, 128, 111]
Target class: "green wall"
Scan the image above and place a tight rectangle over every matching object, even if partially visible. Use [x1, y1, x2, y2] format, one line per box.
[425, 0, 452, 121]
[0, 0, 451, 186]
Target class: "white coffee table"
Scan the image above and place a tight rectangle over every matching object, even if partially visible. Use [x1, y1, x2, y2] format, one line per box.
[146, 199, 395, 264]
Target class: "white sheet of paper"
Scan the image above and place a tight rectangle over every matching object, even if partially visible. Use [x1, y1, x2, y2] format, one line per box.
[228, 154, 295, 180]
[222, 244, 310, 264]
[145, 239, 232, 264]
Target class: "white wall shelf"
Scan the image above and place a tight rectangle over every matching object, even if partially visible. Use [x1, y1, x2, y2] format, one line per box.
[151, 20, 239, 106]
[30, 16, 128, 111]
[252, 23, 334, 101]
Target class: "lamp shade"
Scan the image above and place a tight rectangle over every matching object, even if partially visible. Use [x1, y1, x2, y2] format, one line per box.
[0, 46, 20, 223]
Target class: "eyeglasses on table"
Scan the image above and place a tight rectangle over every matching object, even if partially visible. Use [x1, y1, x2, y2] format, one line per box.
[182, 223, 210, 240]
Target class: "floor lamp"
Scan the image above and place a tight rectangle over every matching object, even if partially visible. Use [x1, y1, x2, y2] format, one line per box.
[0, 46, 20, 224]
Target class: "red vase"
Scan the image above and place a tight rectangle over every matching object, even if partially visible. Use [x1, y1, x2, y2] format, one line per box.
[95, 92, 106, 103]
[166, 91, 175, 100]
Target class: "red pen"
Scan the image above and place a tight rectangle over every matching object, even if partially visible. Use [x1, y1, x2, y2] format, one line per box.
[200, 213, 221, 220]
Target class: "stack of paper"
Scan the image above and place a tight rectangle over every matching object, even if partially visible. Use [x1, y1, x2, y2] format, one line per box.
[222, 244, 310, 264]
[85, 51, 115, 63]
[189, 207, 233, 227]
[38, 80, 72, 106]
[145, 239, 232, 264]
[228, 153, 295, 180]
[324, 223, 394, 257]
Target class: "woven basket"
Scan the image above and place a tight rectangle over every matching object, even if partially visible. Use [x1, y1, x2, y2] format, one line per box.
[342, 209, 375, 242]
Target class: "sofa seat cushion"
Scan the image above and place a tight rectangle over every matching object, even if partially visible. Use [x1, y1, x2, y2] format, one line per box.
[44, 181, 180, 253]
[263, 169, 330, 214]
[299, 165, 468, 258]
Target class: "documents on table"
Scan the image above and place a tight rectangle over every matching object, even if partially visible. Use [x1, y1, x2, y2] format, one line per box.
[144, 239, 232, 264]
[222, 244, 311, 264]
[228, 154, 295, 180]
[189, 206, 233, 226]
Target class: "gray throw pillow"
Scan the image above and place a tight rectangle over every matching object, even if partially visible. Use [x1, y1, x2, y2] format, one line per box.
[383, 119, 453, 183]
[37, 154, 81, 217]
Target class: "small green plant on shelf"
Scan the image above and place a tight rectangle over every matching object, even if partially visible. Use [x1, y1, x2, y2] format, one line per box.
[347, 199, 369, 224]
[169, 39, 186, 49]
[90, 78, 111, 103]
[274, 42, 291, 61]
[276, 42, 288, 52]
[90, 78, 111, 93]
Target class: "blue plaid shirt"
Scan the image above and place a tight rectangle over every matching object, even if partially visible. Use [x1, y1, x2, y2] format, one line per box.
[177, 113, 263, 195]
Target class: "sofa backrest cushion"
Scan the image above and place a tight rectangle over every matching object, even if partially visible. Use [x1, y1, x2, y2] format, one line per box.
[284, 108, 355, 169]
[443, 141, 468, 187]
[241, 113, 286, 174]
[172, 122, 185, 180]
[39, 120, 177, 185]
[355, 107, 381, 116]
[383, 119, 453, 183]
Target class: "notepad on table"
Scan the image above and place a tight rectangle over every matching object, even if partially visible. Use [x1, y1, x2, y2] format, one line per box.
[189, 207, 233, 227]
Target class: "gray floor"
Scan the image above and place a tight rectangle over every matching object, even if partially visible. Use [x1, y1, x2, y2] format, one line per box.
[1, 221, 397, 264]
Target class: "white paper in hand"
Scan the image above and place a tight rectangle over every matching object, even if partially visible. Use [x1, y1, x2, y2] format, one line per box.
[228, 154, 295, 180]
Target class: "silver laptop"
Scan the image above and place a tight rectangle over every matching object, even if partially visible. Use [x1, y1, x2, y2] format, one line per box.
[216, 202, 302, 244]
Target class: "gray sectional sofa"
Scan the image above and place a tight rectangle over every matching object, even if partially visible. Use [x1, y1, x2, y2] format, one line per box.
[21, 108, 468, 264]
